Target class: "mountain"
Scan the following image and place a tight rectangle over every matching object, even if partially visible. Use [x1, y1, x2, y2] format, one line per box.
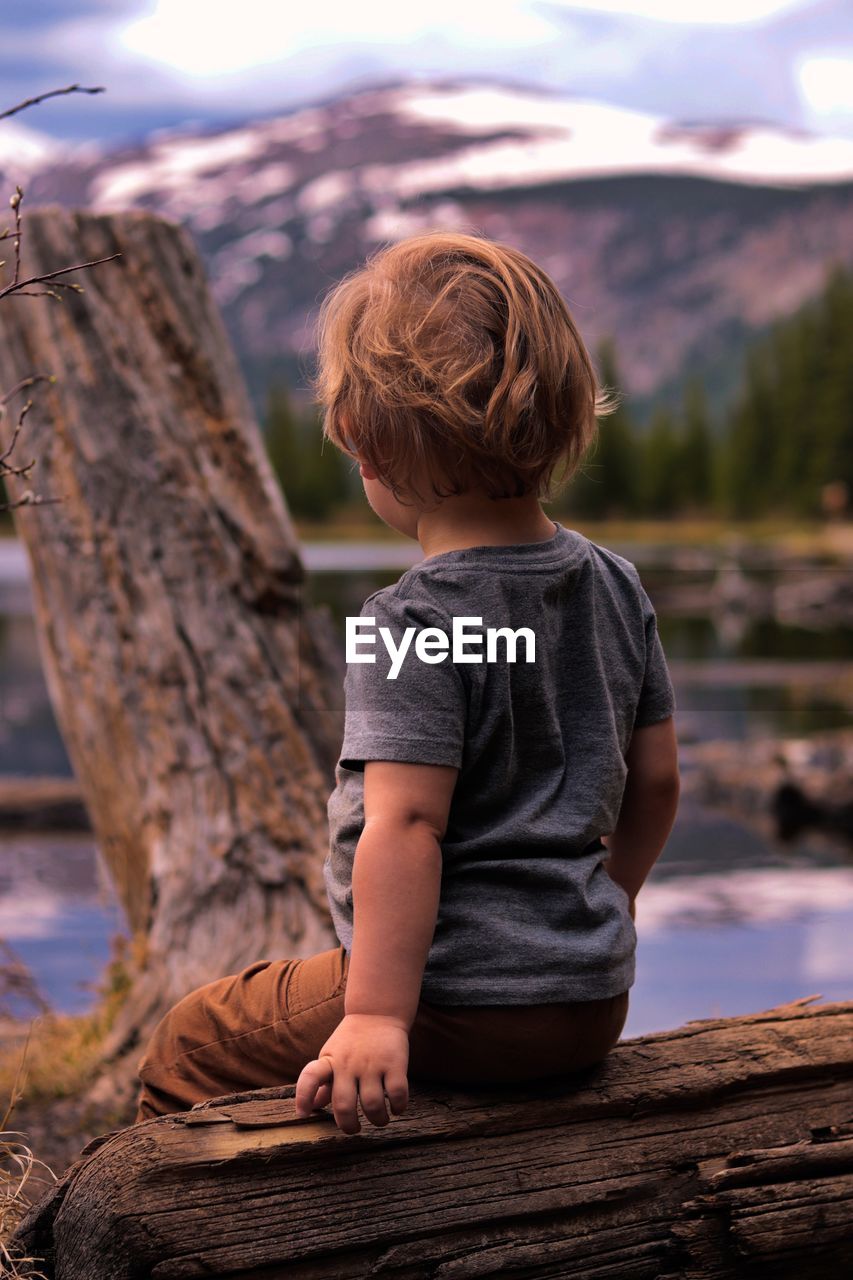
[0, 116, 63, 173]
[7, 77, 853, 425]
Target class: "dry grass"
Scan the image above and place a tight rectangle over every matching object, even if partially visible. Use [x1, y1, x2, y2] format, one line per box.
[0, 936, 132, 1107]
[293, 511, 851, 556]
[0, 936, 136, 1274]
[0, 1031, 56, 1279]
[0, 936, 134, 1274]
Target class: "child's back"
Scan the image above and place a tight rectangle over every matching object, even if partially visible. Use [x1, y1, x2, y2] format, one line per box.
[326, 522, 676, 1005]
[135, 229, 681, 1135]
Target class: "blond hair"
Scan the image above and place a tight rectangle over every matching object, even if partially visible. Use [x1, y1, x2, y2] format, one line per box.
[310, 230, 619, 503]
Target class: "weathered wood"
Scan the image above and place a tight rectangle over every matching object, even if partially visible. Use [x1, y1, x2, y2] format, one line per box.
[0, 208, 344, 1042]
[14, 996, 853, 1279]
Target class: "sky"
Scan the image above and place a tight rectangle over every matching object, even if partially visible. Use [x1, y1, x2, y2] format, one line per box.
[1, 0, 852, 149]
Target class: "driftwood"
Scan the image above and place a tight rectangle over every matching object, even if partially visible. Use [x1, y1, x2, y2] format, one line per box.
[0, 207, 345, 1050]
[14, 996, 853, 1279]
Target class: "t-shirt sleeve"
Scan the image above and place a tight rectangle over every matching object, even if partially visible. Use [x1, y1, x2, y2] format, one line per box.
[633, 578, 677, 728]
[339, 589, 467, 770]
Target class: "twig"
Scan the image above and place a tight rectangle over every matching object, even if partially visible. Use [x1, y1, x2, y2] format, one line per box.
[0, 84, 118, 513]
[0, 254, 122, 301]
[0, 83, 105, 122]
[1, 390, 66, 511]
[0, 253, 122, 300]
[0, 186, 122, 301]
[0, 395, 33, 466]
[0, 374, 55, 408]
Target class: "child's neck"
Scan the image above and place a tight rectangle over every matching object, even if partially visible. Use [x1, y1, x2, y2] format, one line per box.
[416, 492, 557, 560]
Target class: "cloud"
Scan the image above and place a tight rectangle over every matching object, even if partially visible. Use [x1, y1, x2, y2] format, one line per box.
[542, 0, 811, 24]
[118, 1, 558, 77]
[796, 53, 853, 124]
[0, 0, 850, 146]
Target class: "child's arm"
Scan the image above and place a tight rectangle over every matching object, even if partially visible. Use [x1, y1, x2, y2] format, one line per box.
[602, 714, 680, 907]
[347, 760, 458, 1024]
[295, 590, 466, 1133]
[295, 760, 457, 1135]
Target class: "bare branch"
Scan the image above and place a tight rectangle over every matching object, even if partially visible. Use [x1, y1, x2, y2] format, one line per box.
[0, 374, 56, 408]
[0, 185, 122, 302]
[0, 87, 119, 512]
[0, 255, 122, 301]
[0, 396, 32, 466]
[4, 184, 22, 289]
[0, 84, 105, 122]
[0, 490, 63, 512]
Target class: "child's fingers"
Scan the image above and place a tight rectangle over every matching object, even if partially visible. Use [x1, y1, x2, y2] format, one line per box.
[358, 1074, 391, 1128]
[313, 1081, 333, 1109]
[383, 1070, 409, 1115]
[331, 1071, 361, 1135]
[294, 1055, 334, 1116]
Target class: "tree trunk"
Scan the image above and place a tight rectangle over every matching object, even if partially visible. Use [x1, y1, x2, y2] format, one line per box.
[0, 207, 344, 1048]
[13, 995, 853, 1280]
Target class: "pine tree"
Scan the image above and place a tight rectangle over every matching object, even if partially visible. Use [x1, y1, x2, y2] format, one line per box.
[717, 259, 853, 519]
[264, 382, 302, 496]
[564, 338, 639, 519]
[767, 310, 813, 514]
[642, 405, 680, 516]
[297, 405, 352, 517]
[678, 376, 714, 513]
[264, 383, 350, 521]
[801, 262, 853, 517]
[719, 345, 777, 519]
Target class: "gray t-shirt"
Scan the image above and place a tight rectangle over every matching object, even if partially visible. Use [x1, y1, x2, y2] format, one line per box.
[324, 520, 676, 1004]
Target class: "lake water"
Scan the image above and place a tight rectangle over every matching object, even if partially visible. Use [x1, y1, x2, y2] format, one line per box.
[1, 535, 851, 1038]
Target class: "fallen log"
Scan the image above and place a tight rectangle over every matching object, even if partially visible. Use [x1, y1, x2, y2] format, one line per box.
[14, 995, 853, 1279]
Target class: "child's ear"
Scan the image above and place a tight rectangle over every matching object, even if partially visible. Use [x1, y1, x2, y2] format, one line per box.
[359, 461, 379, 480]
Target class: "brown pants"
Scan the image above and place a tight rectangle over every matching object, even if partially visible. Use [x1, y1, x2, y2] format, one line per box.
[135, 944, 630, 1123]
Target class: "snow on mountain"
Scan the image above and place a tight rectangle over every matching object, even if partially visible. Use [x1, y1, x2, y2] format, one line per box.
[0, 117, 64, 175]
[394, 84, 853, 186]
[7, 78, 853, 409]
[82, 81, 853, 225]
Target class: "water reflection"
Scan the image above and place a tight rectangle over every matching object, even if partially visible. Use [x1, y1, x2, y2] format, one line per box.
[0, 539, 850, 1030]
[632, 906, 852, 1033]
[1, 831, 848, 1036]
[0, 832, 123, 1017]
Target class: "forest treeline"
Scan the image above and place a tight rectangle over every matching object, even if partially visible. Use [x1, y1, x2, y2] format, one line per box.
[1, 262, 850, 528]
[263, 259, 852, 524]
[262, 259, 845, 524]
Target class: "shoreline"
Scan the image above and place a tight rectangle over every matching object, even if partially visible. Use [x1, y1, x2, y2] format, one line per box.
[2, 517, 852, 550]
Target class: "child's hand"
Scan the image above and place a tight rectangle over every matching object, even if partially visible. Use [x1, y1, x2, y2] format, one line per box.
[294, 1012, 410, 1135]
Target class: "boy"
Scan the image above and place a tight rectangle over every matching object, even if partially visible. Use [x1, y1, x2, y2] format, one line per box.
[135, 231, 680, 1136]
